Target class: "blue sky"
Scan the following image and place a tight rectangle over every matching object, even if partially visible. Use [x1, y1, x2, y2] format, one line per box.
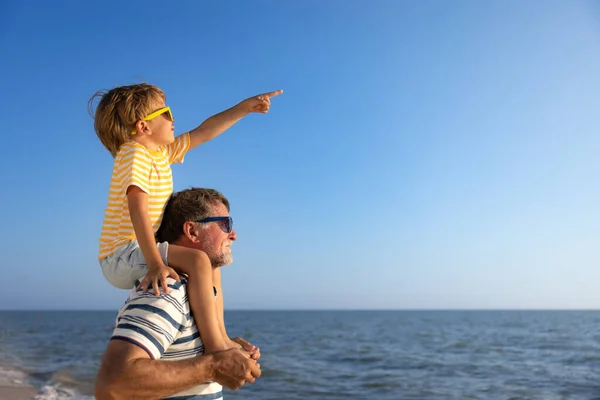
[1, 1, 599, 310]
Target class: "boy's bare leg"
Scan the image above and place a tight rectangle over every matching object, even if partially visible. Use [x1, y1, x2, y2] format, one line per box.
[167, 245, 228, 353]
[212, 268, 234, 346]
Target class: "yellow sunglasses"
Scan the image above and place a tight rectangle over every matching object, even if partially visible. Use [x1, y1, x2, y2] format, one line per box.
[131, 106, 174, 135]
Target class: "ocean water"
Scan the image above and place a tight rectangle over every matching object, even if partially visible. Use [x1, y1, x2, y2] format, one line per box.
[0, 310, 599, 399]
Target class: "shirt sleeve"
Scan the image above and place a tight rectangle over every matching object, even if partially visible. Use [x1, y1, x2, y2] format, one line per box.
[164, 132, 191, 164]
[111, 279, 190, 359]
[114, 145, 152, 194]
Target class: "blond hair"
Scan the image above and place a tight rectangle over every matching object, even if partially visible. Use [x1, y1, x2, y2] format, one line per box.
[88, 83, 166, 157]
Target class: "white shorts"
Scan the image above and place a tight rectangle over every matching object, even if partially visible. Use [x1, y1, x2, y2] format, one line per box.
[100, 240, 169, 290]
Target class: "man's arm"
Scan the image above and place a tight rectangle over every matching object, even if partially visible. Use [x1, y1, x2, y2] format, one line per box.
[95, 339, 260, 400]
[188, 90, 283, 150]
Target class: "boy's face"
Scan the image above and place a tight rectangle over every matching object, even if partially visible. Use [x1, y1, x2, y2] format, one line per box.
[146, 100, 175, 146]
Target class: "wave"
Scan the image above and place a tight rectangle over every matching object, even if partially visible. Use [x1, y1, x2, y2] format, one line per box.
[0, 365, 93, 400]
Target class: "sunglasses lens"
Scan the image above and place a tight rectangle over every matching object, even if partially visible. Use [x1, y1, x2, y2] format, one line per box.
[160, 109, 173, 121]
[199, 217, 233, 233]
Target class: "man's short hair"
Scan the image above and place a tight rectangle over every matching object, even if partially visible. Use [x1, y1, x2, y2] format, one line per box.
[156, 188, 230, 244]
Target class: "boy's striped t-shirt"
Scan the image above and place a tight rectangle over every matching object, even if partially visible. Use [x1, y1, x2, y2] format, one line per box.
[98, 133, 190, 260]
[111, 278, 223, 399]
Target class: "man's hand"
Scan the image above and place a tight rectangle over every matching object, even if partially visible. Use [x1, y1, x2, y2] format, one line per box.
[211, 348, 261, 390]
[231, 337, 261, 361]
[238, 90, 283, 114]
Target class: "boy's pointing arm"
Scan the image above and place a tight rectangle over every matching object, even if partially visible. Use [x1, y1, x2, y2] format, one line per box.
[188, 90, 283, 150]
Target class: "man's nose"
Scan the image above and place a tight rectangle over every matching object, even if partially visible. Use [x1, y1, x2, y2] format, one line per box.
[229, 228, 237, 241]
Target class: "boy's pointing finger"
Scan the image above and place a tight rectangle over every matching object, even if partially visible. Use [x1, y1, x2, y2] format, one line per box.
[264, 89, 283, 98]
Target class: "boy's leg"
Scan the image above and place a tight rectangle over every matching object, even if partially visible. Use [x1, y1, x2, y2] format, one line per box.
[100, 240, 154, 290]
[167, 244, 229, 353]
[212, 268, 232, 345]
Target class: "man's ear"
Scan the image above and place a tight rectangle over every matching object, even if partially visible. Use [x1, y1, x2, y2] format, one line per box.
[183, 221, 200, 243]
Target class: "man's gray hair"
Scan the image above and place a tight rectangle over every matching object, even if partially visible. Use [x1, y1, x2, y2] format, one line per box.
[155, 188, 230, 244]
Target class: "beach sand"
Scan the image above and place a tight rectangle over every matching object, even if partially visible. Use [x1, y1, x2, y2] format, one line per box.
[0, 386, 38, 400]
[0, 366, 40, 399]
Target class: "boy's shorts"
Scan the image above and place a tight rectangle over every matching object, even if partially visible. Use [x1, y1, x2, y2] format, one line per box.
[100, 240, 169, 290]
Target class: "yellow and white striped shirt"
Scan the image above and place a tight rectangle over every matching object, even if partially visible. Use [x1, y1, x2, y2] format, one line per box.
[98, 133, 190, 260]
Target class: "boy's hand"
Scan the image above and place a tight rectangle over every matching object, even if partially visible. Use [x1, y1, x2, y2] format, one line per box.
[239, 90, 283, 114]
[137, 262, 181, 296]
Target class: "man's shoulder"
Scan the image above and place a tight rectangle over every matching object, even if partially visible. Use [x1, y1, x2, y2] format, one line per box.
[123, 278, 191, 312]
[112, 277, 194, 360]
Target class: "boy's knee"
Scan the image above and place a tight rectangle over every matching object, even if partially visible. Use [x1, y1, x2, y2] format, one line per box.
[190, 250, 211, 270]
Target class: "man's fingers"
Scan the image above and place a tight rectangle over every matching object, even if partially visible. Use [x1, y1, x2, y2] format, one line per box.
[223, 380, 240, 391]
[250, 361, 261, 377]
[223, 379, 245, 390]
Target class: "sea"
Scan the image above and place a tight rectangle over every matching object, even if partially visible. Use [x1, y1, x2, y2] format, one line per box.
[1, 310, 600, 399]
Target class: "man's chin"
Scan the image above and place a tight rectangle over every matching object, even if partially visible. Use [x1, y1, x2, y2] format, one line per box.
[222, 255, 233, 266]
[213, 255, 233, 268]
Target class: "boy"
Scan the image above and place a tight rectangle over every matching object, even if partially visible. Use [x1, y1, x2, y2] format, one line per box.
[91, 83, 281, 353]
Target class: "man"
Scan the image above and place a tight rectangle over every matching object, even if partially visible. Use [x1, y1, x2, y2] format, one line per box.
[95, 188, 260, 400]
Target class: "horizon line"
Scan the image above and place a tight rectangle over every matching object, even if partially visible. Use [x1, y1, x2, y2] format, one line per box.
[2, 308, 600, 312]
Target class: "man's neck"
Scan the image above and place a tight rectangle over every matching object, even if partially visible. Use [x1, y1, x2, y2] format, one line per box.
[170, 238, 216, 268]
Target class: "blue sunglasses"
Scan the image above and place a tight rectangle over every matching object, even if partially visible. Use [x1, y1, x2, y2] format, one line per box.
[196, 216, 233, 233]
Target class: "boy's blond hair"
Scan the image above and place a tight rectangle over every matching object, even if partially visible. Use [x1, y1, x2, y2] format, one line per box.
[89, 83, 166, 157]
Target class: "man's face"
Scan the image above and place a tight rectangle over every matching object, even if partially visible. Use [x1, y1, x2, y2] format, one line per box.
[198, 201, 236, 267]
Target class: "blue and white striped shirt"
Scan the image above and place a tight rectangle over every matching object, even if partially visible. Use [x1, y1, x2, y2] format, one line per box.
[111, 278, 223, 400]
